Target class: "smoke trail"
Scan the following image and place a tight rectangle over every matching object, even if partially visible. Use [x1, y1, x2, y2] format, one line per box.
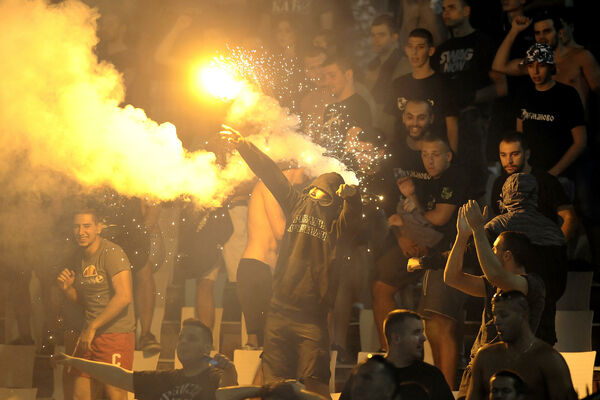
[0, 0, 355, 212]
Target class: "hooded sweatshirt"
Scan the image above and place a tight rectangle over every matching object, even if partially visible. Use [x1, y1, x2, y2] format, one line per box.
[485, 173, 565, 247]
[237, 141, 362, 314]
[484, 173, 566, 344]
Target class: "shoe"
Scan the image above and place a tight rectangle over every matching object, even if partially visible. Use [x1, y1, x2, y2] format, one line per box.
[139, 333, 161, 355]
[332, 343, 354, 365]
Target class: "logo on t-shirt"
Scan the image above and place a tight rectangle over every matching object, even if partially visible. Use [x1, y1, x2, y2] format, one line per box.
[439, 48, 474, 73]
[520, 108, 555, 122]
[82, 265, 97, 277]
[160, 383, 202, 400]
[82, 264, 104, 284]
[441, 187, 454, 200]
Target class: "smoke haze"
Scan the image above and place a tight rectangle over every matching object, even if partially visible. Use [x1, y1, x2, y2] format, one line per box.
[0, 0, 355, 213]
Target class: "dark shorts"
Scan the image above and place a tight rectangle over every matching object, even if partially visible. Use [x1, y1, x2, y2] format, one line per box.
[374, 242, 423, 288]
[262, 308, 331, 385]
[418, 269, 467, 322]
[71, 332, 134, 378]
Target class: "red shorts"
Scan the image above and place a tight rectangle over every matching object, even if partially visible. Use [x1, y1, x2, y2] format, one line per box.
[71, 332, 134, 377]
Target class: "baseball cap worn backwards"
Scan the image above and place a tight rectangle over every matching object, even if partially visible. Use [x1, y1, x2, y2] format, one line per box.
[521, 43, 554, 65]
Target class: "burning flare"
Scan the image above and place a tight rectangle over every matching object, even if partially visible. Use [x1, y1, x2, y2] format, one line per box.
[196, 65, 244, 101]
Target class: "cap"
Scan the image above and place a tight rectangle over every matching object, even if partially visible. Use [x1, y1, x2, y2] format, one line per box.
[520, 43, 554, 65]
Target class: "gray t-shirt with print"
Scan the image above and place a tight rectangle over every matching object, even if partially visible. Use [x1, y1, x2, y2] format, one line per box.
[75, 238, 135, 334]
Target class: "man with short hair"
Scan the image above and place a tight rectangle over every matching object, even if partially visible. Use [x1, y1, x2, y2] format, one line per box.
[300, 46, 330, 137]
[489, 370, 526, 400]
[491, 131, 577, 240]
[55, 318, 238, 399]
[340, 310, 453, 400]
[388, 28, 459, 152]
[466, 291, 576, 400]
[433, 0, 503, 198]
[444, 201, 546, 397]
[374, 136, 468, 388]
[365, 15, 404, 107]
[319, 56, 378, 175]
[57, 209, 136, 400]
[434, 0, 503, 108]
[370, 98, 433, 349]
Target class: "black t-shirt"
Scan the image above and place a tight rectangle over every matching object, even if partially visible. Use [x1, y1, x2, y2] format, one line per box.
[414, 164, 468, 248]
[490, 169, 571, 223]
[387, 72, 459, 120]
[340, 360, 454, 400]
[133, 368, 222, 400]
[366, 139, 430, 216]
[517, 82, 585, 173]
[432, 30, 495, 108]
[320, 93, 375, 169]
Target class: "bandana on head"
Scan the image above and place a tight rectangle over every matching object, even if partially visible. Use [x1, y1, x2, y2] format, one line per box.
[520, 43, 554, 65]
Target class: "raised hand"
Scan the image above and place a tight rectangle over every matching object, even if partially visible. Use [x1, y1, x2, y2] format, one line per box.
[456, 205, 473, 239]
[463, 200, 488, 231]
[336, 183, 357, 199]
[219, 124, 244, 147]
[57, 269, 75, 291]
[511, 15, 532, 33]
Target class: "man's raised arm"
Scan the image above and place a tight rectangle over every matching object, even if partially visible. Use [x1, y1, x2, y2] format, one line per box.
[444, 205, 486, 297]
[463, 200, 528, 294]
[220, 125, 297, 216]
[54, 353, 134, 392]
[492, 16, 530, 76]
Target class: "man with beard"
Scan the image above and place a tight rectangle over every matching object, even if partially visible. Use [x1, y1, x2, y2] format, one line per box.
[370, 97, 435, 349]
[220, 125, 362, 398]
[340, 310, 453, 400]
[466, 291, 576, 400]
[319, 56, 378, 175]
[490, 131, 577, 240]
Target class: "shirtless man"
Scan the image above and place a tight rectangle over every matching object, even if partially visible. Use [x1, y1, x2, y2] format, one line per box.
[492, 11, 600, 107]
[466, 291, 576, 400]
[236, 167, 307, 349]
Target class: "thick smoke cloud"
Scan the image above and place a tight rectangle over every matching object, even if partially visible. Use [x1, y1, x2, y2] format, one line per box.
[0, 0, 355, 212]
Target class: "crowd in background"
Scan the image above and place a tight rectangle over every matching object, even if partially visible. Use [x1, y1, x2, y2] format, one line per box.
[1, 0, 600, 399]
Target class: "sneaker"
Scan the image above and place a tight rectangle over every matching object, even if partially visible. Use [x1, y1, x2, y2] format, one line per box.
[139, 333, 161, 355]
[332, 343, 354, 365]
